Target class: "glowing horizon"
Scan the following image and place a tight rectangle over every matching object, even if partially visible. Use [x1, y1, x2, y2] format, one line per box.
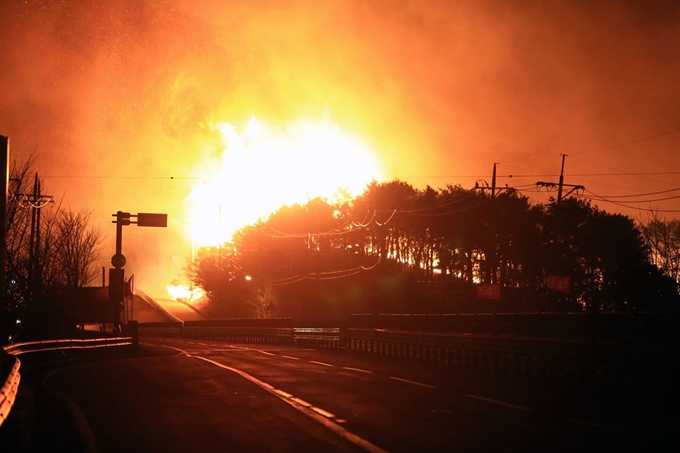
[186, 116, 385, 248]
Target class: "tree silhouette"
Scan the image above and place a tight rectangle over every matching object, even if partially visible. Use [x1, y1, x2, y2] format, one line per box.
[4, 156, 103, 335]
[189, 178, 678, 318]
[638, 212, 680, 286]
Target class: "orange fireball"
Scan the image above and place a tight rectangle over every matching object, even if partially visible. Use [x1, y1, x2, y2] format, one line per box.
[186, 116, 385, 248]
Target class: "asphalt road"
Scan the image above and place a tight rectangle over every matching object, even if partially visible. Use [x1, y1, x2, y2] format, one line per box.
[2, 338, 678, 452]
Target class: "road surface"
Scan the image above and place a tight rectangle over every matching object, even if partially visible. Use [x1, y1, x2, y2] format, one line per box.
[2, 337, 676, 452]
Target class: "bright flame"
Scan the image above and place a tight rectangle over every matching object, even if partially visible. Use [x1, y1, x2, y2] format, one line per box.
[187, 117, 384, 247]
[167, 284, 206, 303]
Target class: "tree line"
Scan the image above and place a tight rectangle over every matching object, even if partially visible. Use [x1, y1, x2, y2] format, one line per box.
[3, 155, 103, 338]
[190, 180, 680, 319]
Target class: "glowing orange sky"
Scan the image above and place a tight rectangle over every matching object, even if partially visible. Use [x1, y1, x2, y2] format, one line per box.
[1, 0, 680, 297]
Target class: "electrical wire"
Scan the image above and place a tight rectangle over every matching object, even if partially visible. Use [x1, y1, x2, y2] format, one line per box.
[569, 155, 680, 189]
[403, 197, 495, 217]
[571, 125, 680, 156]
[580, 189, 680, 213]
[267, 256, 381, 286]
[586, 187, 680, 199]
[374, 209, 397, 226]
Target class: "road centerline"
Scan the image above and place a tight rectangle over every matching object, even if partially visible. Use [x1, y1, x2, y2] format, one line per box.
[464, 394, 533, 412]
[342, 367, 372, 374]
[389, 376, 437, 389]
[309, 360, 333, 367]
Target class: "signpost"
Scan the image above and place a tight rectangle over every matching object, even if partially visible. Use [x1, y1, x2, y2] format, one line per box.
[109, 211, 167, 331]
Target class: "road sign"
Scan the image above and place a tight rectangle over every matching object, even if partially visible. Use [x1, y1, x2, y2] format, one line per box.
[111, 253, 126, 268]
[137, 213, 167, 227]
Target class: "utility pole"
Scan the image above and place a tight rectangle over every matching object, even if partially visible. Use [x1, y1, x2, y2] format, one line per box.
[472, 163, 507, 284]
[557, 154, 566, 205]
[536, 155, 584, 203]
[474, 163, 513, 196]
[18, 173, 53, 310]
[1, 136, 8, 342]
[535, 155, 583, 312]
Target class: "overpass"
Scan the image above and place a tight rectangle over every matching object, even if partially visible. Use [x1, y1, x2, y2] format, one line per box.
[130, 290, 207, 323]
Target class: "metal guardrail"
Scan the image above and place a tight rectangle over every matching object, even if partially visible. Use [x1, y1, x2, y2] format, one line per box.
[183, 326, 294, 344]
[3, 337, 135, 356]
[348, 311, 680, 341]
[0, 336, 135, 428]
[0, 355, 20, 428]
[137, 314, 678, 384]
[294, 327, 341, 346]
[343, 328, 630, 381]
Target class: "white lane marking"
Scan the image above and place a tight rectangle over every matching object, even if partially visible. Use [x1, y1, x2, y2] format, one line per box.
[156, 345, 387, 453]
[342, 367, 372, 374]
[311, 406, 336, 419]
[464, 394, 533, 412]
[389, 377, 437, 389]
[281, 355, 301, 360]
[291, 397, 312, 407]
[198, 342, 208, 346]
[213, 344, 276, 356]
[274, 389, 293, 399]
[309, 360, 333, 367]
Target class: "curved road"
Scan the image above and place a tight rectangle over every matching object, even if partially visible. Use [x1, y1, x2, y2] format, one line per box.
[4, 337, 676, 452]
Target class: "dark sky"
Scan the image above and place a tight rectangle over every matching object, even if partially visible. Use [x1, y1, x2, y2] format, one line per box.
[2, 0, 680, 296]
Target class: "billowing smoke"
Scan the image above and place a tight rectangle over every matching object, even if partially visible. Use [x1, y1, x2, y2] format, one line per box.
[2, 0, 679, 297]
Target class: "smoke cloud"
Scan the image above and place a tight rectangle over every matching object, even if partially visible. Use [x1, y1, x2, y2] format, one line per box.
[2, 0, 679, 296]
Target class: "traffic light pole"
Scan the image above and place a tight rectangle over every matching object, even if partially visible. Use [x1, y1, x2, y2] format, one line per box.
[115, 211, 124, 258]
[109, 211, 167, 332]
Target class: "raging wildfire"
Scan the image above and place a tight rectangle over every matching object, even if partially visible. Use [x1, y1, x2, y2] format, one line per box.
[188, 180, 680, 320]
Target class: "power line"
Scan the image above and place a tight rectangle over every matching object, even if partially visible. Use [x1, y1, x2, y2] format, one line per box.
[495, 172, 680, 178]
[536, 155, 585, 204]
[581, 189, 680, 213]
[587, 187, 680, 199]
[590, 193, 680, 204]
[572, 125, 680, 156]
[43, 175, 197, 180]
